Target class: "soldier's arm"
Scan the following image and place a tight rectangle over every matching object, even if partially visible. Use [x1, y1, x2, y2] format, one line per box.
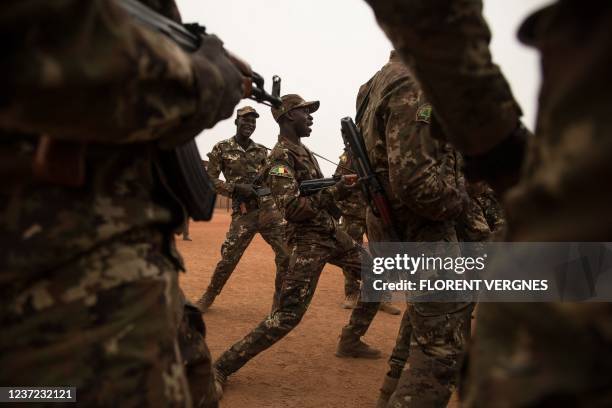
[384, 82, 466, 221]
[0, 0, 242, 146]
[268, 159, 325, 222]
[206, 145, 233, 197]
[365, 0, 526, 191]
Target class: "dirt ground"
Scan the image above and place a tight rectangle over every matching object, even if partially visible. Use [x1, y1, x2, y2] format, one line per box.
[178, 210, 458, 408]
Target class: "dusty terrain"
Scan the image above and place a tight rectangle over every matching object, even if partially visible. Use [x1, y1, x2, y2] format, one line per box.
[178, 211, 457, 408]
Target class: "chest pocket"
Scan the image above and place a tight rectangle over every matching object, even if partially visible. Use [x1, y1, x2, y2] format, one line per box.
[292, 151, 323, 182]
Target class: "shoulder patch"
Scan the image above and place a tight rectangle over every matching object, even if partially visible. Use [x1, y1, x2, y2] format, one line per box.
[416, 104, 432, 124]
[269, 164, 292, 178]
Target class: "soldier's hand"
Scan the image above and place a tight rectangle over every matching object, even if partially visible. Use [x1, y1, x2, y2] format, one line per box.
[192, 34, 244, 128]
[234, 183, 256, 198]
[334, 175, 359, 199]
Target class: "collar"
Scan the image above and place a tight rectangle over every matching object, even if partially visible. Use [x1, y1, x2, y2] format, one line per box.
[278, 135, 311, 157]
[230, 136, 257, 152]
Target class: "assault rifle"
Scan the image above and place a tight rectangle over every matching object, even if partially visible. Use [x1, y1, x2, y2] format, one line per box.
[340, 117, 400, 240]
[299, 174, 357, 196]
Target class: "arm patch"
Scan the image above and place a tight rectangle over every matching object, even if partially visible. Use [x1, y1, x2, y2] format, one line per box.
[416, 104, 432, 124]
[269, 164, 293, 178]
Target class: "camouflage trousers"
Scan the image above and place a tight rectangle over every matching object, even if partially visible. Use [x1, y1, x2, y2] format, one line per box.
[0, 228, 193, 407]
[204, 207, 287, 304]
[338, 215, 366, 297]
[363, 208, 472, 407]
[386, 303, 473, 408]
[214, 232, 380, 377]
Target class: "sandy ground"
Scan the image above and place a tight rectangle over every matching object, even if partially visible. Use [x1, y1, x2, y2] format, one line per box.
[178, 210, 458, 408]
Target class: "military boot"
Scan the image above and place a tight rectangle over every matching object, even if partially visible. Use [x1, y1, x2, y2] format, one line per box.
[375, 369, 401, 408]
[379, 302, 401, 315]
[336, 328, 382, 359]
[195, 291, 216, 313]
[341, 293, 358, 309]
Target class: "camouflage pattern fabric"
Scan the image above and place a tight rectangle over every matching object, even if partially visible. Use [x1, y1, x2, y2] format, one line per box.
[177, 294, 218, 408]
[214, 137, 379, 377]
[473, 184, 505, 234]
[348, 52, 471, 407]
[203, 136, 288, 300]
[456, 184, 492, 243]
[338, 216, 365, 296]
[334, 151, 366, 296]
[0, 228, 191, 407]
[203, 204, 287, 303]
[206, 136, 270, 199]
[364, 1, 612, 406]
[0, 1, 242, 405]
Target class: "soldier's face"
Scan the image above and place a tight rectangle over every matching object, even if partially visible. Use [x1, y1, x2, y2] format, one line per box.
[237, 115, 257, 138]
[292, 107, 313, 138]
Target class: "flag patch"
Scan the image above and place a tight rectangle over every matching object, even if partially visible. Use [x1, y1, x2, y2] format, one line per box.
[269, 164, 292, 178]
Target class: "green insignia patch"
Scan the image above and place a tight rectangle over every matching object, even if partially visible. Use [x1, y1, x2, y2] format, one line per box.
[269, 164, 292, 178]
[416, 104, 432, 124]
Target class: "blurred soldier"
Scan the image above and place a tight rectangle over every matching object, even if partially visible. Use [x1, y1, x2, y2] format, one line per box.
[365, 0, 612, 405]
[195, 106, 288, 312]
[214, 94, 382, 395]
[334, 150, 401, 315]
[0, 1, 243, 406]
[345, 51, 472, 408]
[177, 293, 218, 408]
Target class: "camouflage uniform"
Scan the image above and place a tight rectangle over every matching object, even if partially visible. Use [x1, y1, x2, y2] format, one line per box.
[473, 184, 505, 235]
[214, 95, 381, 380]
[456, 183, 492, 243]
[199, 120, 288, 307]
[334, 151, 365, 298]
[0, 1, 241, 406]
[346, 51, 472, 407]
[177, 292, 218, 408]
[365, 0, 612, 406]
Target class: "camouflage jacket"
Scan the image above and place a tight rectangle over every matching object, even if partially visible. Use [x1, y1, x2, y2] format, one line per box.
[0, 0, 236, 275]
[456, 186, 492, 243]
[266, 137, 341, 242]
[207, 136, 268, 195]
[358, 51, 466, 241]
[333, 151, 366, 220]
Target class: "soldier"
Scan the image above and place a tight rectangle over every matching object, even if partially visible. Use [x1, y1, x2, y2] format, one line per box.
[334, 150, 401, 315]
[195, 106, 288, 312]
[213, 94, 382, 395]
[0, 1, 243, 406]
[344, 51, 472, 407]
[364, 0, 612, 405]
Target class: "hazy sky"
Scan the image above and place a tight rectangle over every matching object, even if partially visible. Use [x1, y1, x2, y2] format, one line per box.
[177, 0, 551, 176]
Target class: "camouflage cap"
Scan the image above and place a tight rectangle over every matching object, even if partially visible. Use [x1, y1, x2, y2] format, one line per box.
[236, 106, 259, 118]
[271, 94, 320, 122]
